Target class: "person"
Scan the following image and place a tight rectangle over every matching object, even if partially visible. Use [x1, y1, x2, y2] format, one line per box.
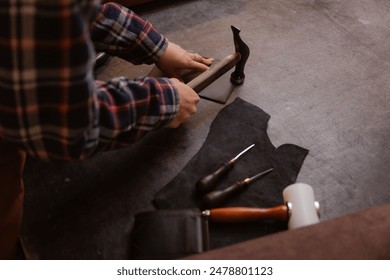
[0, 1, 212, 259]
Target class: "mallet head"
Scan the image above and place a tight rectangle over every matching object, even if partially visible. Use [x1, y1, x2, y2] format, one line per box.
[283, 183, 320, 229]
[230, 26, 250, 85]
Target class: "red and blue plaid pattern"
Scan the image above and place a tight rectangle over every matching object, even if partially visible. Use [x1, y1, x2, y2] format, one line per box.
[0, 1, 178, 160]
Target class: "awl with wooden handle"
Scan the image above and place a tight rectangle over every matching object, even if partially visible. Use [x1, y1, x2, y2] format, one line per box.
[195, 144, 255, 194]
[202, 168, 274, 208]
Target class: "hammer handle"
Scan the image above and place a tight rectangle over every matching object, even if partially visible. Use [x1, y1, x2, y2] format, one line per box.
[207, 205, 289, 223]
[187, 53, 240, 93]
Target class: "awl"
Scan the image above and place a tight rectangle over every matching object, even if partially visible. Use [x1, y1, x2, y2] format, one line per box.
[196, 144, 255, 194]
[202, 168, 274, 208]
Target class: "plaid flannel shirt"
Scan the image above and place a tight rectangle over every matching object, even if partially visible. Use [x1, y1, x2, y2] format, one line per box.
[0, 1, 179, 160]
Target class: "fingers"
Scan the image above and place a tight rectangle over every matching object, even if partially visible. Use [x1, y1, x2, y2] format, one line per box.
[166, 120, 180, 128]
[166, 79, 200, 128]
[191, 53, 214, 65]
[189, 53, 214, 71]
[189, 61, 209, 72]
[156, 41, 214, 79]
[186, 54, 213, 72]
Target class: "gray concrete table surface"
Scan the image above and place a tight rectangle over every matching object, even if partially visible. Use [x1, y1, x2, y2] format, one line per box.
[21, 0, 390, 259]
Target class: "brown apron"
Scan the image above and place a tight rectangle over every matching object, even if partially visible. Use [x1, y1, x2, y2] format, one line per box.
[0, 141, 26, 259]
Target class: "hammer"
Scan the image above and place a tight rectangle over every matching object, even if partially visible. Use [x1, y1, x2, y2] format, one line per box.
[186, 26, 250, 93]
[202, 183, 320, 229]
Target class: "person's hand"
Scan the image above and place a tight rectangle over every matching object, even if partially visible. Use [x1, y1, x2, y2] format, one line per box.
[166, 78, 200, 128]
[156, 41, 213, 80]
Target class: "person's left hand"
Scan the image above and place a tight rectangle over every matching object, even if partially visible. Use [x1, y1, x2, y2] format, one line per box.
[156, 41, 213, 80]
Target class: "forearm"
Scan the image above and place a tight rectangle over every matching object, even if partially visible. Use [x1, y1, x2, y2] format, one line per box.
[90, 2, 168, 64]
[93, 76, 179, 151]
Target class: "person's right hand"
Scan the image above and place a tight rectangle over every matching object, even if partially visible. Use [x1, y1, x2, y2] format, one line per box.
[166, 78, 200, 128]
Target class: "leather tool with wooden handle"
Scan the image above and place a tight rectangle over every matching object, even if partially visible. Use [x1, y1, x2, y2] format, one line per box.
[202, 183, 320, 229]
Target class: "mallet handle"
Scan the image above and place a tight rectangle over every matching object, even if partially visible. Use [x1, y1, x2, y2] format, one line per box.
[207, 205, 289, 223]
[187, 53, 240, 93]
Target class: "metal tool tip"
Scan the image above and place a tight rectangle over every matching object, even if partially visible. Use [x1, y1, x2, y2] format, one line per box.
[201, 210, 211, 217]
[249, 168, 274, 181]
[232, 144, 255, 161]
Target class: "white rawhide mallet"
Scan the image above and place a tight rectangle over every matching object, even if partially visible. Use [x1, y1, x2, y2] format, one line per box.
[282, 183, 320, 229]
[202, 183, 320, 229]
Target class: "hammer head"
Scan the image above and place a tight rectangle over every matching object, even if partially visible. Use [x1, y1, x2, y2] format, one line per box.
[283, 183, 320, 229]
[230, 26, 250, 85]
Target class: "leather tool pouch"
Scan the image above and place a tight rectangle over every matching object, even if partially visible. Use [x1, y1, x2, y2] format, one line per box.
[130, 208, 209, 259]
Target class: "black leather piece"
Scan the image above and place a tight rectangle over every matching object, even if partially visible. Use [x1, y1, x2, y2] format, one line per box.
[130, 208, 206, 259]
[153, 98, 309, 249]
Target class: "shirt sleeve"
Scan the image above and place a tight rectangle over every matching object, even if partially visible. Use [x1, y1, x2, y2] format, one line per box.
[90, 2, 168, 65]
[0, 0, 179, 161]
